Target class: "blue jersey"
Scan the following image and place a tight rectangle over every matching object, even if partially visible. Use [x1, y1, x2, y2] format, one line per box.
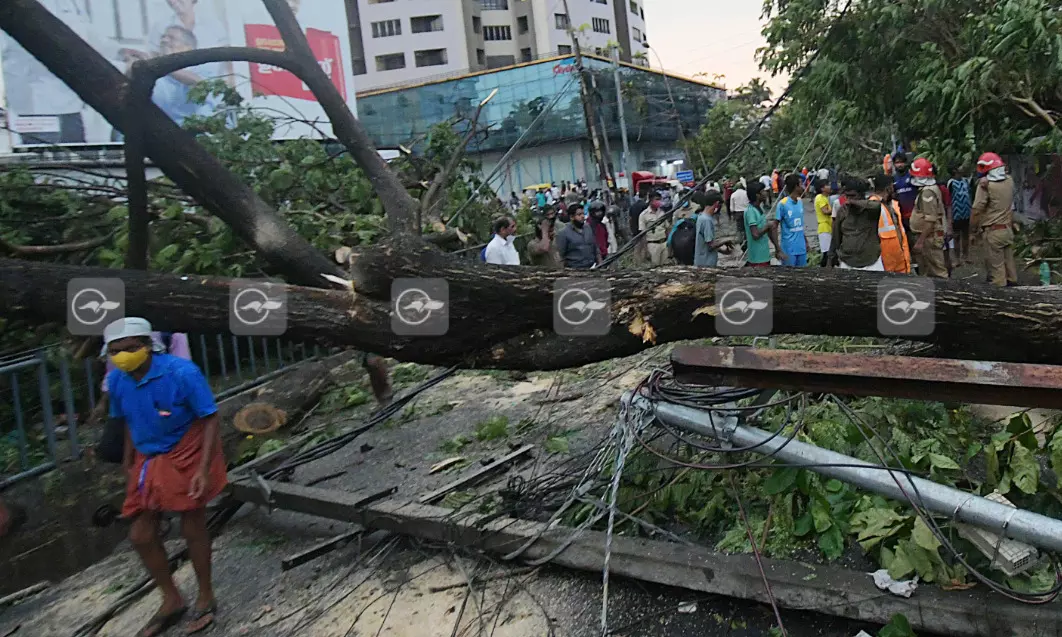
[778, 196, 806, 256]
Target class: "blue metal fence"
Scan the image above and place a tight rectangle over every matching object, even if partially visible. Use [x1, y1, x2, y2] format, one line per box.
[0, 334, 320, 488]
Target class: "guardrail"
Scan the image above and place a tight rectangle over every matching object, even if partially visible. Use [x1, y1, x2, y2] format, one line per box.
[0, 335, 320, 488]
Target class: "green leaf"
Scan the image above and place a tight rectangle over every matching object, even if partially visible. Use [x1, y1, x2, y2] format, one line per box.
[928, 453, 960, 471]
[878, 613, 915, 637]
[811, 495, 832, 533]
[764, 467, 799, 495]
[887, 542, 915, 580]
[1007, 412, 1040, 451]
[154, 243, 179, 262]
[1049, 432, 1062, 488]
[818, 525, 844, 560]
[911, 517, 941, 552]
[824, 479, 844, 493]
[793, 511, 814, 537]
[1010, 443, 1040, 495]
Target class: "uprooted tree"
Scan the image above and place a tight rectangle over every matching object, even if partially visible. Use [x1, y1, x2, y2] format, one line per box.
[2, 0, 1062, 371]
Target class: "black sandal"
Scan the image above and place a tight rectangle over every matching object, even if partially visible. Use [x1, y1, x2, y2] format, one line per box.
[138, 606, 187, 637]
[185, 601, 217, 634]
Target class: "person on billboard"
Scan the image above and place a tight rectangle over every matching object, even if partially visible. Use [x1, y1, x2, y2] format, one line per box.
[120, 27, 215, 126]
[144, 0, 232, 85]
[1, 0, 94, 145]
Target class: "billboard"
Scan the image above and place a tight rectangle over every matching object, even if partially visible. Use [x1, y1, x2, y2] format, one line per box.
[0, 0, 357, 148]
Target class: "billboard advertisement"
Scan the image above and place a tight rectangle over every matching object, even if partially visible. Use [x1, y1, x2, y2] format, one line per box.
[0, 0, 357, 148]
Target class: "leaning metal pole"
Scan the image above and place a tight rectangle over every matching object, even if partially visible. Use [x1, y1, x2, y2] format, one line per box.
[625, 392, 1062, 554]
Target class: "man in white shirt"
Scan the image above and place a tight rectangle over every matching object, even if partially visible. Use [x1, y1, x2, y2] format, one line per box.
[729, 183, 750, 227]
[484, 216, 521, 265]
[759, 175, 772, 190]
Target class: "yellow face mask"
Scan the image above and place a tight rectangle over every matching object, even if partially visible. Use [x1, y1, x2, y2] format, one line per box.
[110, 347, 149, 373]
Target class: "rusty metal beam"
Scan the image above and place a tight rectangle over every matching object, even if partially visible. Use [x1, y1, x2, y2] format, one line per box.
[670, 346, 1062, 408]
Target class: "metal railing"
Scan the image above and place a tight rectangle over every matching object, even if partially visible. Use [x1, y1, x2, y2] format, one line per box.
[0, 334, 321, 488]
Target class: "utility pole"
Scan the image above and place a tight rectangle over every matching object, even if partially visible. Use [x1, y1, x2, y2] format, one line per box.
[560, 0, 614, 192]
[611, 46, 631, 191]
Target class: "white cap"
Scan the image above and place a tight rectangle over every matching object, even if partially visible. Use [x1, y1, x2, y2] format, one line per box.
[103, 317, 153, 345]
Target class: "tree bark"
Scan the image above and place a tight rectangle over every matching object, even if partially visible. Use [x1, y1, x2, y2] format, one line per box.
[0, 0, 341, 287]
[6, 256, 1062, 370]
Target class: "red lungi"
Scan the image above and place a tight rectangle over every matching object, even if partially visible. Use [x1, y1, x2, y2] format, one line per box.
[122, 420, 228, 518]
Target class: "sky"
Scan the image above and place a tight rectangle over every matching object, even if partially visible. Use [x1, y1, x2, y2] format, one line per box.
[642, 0, 786, 94]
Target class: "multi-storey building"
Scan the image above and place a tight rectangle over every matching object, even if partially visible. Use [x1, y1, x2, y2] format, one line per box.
[346, 0, 649, 92]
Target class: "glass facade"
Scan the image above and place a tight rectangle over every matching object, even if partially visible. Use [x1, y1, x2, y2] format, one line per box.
[357, 56, 725, 154]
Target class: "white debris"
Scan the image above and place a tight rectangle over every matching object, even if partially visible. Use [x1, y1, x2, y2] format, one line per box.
[854, 631, 874, 637]
[870, 569, 918, 598]
[677, 601, 697, 614]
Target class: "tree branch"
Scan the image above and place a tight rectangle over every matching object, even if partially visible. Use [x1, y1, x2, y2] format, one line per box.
[1010, 95, 1059, 130]
[0, 234, 112, 256]
[261, 0, 421, 234]
[420, 102, 492, 226]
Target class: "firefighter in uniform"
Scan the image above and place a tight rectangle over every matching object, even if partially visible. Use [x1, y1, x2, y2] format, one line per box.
[971, 152, 1018, 287]
[908, 158, 951, 278]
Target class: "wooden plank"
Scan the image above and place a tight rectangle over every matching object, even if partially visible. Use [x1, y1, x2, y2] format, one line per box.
[417, 444, 534, 504]
[671, 346, 1062, 409]
[261, 494, 1062, 637]
[280, 529, 363, 571]
[227, 480, 397, 520]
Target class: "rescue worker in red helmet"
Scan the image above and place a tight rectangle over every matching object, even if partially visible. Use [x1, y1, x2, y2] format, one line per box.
[971, 152, 1018, 286]
[908, 157, 951, 278]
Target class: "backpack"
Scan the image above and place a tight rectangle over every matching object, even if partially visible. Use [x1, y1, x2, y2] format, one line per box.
[670, 218, 698, 266]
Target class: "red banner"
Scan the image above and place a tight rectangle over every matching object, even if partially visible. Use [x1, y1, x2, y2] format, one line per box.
[245, 25, 347, 101]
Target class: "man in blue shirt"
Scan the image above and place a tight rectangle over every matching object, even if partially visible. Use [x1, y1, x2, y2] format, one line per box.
[105, 317, 226, 635]
[892, 151, 917, 235]
[778, 174, 809, 266]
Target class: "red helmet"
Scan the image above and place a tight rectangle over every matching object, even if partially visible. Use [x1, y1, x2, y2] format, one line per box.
[909, 157, 934, 178]
[977, 152, 1005, 172]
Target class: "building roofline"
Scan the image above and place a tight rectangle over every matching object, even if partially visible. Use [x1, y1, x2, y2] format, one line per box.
[355, 53, 724, 99]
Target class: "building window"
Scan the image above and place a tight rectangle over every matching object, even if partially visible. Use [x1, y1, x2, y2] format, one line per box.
[415, 48, 448, 67]
[640, 7, 644, 18]
[112, 0, 150, 44]
[476, 48, 486, 66]
[411, 15, 444, 33]
[558, 44, 572, 54]
[480, 0, 509, 9]
[632, 27, 641, 42]
[352, 58, 367, 75]
[367, 0, 395, 4]
[520, 47, 532, 62]
[371, 19, 401, 38]
[554, 13, 569, 29]
[472, 16, 481, 33]
[592, 0, 607, 4]
[592, 17, 610, 34]
[375, 53, 406, 71]
[486, 54, 516, 69]
[629, 0, 638, 13]
[483, 25, 512, 41]
[517, 16, 529, 34]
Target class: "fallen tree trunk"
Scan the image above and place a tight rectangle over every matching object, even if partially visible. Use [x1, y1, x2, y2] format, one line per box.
[5, 257, 1062, 369]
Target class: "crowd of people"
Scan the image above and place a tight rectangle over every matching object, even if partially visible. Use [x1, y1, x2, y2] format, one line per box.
[486, 150, 1019, 288]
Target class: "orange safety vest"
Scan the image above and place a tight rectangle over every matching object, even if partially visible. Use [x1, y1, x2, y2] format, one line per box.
[872, 195, 911, 273]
